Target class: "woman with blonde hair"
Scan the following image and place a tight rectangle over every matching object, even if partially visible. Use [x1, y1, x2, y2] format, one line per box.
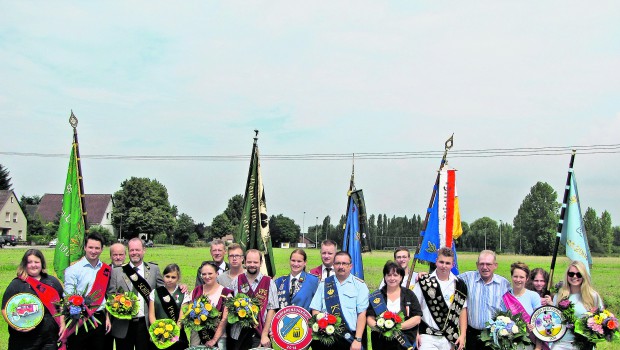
[551, 261, 603, 350]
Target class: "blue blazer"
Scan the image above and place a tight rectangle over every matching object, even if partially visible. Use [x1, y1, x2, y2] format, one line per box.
[275, 271, 319, 310]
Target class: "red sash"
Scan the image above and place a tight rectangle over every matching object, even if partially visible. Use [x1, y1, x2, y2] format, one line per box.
[60, 263, 111, 343]
[25, 276, 61, 323]
[238, 274, 271, 335]
[25, 276, 65, 349]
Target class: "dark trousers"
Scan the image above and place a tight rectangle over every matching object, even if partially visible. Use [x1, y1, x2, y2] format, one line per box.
[115, 317, 149, 350]
[230, 328, 261, 350]
[311, 333, 366, 350]
[105, 331, 116, 350]
[67, 311, 106, 350]
[466, 327, 492, 350]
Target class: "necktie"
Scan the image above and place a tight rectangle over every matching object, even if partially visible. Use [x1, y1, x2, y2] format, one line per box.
[289, 278, 298, 299]
[133, 266, 139, 272]
[325, 267, 332, 277]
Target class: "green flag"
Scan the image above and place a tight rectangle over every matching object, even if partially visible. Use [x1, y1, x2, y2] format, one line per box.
[235, 139, 276, 277]
[54, 143, 85, 280]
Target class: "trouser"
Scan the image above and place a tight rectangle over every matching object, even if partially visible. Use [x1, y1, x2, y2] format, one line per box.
[67, 311, 106, 350]
[230, 328, 261, 350]
[115, 317, 149, 350]
[418, 334, 453, 350]
[311, 333, 366, 350]
[465, 327, 492, 350]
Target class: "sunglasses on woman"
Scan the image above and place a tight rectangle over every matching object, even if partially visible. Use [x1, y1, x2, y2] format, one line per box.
[567, 271, 582, 278]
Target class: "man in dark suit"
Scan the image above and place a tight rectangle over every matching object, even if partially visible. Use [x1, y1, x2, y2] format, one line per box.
[107, 238, 163, 350]
[195, 238, 230, 286]
[309, 239, 338, 281]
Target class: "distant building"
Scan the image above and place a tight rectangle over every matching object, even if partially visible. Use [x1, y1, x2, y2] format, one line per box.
[36, 194, 114, 233]
[0, 190, 28, 240]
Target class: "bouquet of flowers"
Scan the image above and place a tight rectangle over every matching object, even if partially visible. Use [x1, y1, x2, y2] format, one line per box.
[308, 312, 344, 346]
[54, 285, 102, 334]
[573, 307, 619, 349]
[373, 310, 405, 339]
[105, 291, 139, 320]
[181, 295, 221, 332]
[225, 293, 260, 329]
[558, 298, 577, 330]
[149, 318, 181, 349]
[480, 310, 532, 350]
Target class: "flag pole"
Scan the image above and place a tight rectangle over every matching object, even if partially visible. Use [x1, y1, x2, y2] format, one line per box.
[342, 154, 355, 249]
[69, 111, 89, 233]
[406, 134, 453, 288]
[547, 149, 576, 292]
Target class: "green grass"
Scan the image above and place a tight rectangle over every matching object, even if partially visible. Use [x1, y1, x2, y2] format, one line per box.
[1, 247, 619, 349]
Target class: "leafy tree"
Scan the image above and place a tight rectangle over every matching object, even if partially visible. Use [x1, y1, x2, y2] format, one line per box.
[112, 177, 176, 240]
[321, 216, 332, 242]
[194, 222, 206, 239]
[513, 182, 559, 255]
[0, 164, 12, 190]
[613, 226, 620, 247]
[173, 213, 196, 245]
[20, 195, 41, 206]
[583, 207, 601, 253]
[470, 217, 499, 251]
[269, 214, 300, 246]
[224, 194, 244, 227]
[599, 210, 613, 255]
[89, 225, 115, 245]
[211, 213, 233, 239]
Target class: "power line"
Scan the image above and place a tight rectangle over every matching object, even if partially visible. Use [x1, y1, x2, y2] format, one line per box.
[1, 144, 619, 162]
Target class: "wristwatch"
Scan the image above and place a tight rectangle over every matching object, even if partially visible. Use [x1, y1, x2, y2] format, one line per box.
[354, 337, 362, 342]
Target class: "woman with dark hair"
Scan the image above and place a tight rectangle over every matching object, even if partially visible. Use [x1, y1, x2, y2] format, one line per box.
[367, 261, 422, 349]
[526, 268, 551, 304]
[1, 249, 65, 350]
[148, 263, 190, 350]
[189, 261, 233, 349]
[275, 248, 319, 309]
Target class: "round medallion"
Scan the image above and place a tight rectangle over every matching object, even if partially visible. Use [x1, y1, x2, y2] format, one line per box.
[530, 306, 567, 342]
[271, 305, 312, 350]
[5, 293, 45, 331]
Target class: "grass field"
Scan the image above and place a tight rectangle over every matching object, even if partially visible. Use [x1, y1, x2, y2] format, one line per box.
[1, 246, 618, 349]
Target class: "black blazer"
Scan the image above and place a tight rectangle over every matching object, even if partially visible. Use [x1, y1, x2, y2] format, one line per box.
[367, 286, 423, 342]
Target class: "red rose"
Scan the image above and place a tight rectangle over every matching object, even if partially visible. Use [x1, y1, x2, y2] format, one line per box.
[68, 295, 84, 306]
[384, 311, 394, 320]
[318, 318, 328, 329]
[327, 314, 337, 324]
[395, 315, 402, 323]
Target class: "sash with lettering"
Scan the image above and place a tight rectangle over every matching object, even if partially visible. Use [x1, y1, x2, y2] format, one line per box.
[156, 286, 181, 321]
[60, 263, 111, 345]
[238, 273, 271, 335]
[190, 286, 232, 343]
[418, 274, 467, 345]
[503, 292, 549, 350]
[369, 289, 415, 349]
[323, 275, 354, 343]
[25, 276, 68, 348]
[122, 263, 152, 300]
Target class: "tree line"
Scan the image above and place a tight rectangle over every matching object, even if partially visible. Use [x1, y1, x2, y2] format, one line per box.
[2, 163, 618, 256]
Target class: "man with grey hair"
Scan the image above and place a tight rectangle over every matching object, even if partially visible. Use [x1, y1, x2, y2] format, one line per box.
[195, 238, 229, 286]
[458, 250, 509, 350]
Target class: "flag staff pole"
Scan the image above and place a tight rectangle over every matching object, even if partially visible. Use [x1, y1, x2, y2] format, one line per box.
[406, 134, 453, 288]
[69, 111, 89, 233]
[547, 149, 576, 292]
[342, 154, 355, 249]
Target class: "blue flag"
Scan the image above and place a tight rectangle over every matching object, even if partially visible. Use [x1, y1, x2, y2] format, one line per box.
[560, 171, 592, 274]
[415, 185, 460, 275]
[343, 191, 365, 280]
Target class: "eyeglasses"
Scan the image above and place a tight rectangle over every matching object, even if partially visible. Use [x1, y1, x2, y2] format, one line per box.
[567, 271, 582, 278]
[229, 255, 243, 260]
[333, 262, 350, 266]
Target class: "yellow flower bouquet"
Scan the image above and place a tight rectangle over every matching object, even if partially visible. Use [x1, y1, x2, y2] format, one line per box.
[149, 318, 181, 349]
[180, 295, 221, 332]
[225, 293, 260, 329]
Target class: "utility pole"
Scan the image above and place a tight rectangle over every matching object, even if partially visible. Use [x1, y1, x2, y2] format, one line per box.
[302, 211, 306, 245]
[118, 213, 123, 241]
[315, 216, 319, 248]
[499, 220, 502, 253]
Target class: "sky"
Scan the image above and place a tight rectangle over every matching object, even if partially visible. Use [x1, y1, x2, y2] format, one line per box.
[1, 1, 619, 232]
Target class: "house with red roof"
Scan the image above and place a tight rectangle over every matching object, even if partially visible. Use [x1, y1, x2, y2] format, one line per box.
[36, 194, 114, 234]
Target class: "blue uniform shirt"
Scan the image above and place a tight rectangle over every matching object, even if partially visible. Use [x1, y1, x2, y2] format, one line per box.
[275, 271, 319, 310]
[458, 270, 510, 330]
[310, 273, 369, 331]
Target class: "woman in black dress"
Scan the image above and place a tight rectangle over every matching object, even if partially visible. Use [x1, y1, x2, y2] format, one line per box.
[367, 261, 422, 350]
[1, 249, 65, 350]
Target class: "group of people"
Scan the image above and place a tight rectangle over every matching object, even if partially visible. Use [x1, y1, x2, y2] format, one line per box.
[1, 235, 605, 350]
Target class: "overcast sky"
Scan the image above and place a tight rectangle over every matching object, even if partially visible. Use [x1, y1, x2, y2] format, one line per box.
[2, 1, 619, 231]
